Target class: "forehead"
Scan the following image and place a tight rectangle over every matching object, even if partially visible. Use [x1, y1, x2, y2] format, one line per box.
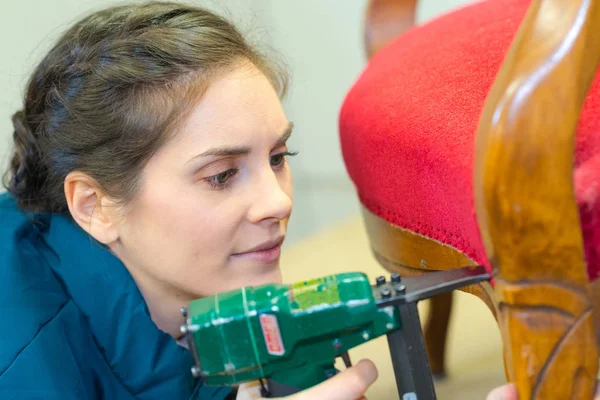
[172, 63, 287, 149]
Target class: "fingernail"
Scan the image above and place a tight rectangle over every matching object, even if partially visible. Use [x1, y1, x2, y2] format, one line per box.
[356, 359, 378, 384]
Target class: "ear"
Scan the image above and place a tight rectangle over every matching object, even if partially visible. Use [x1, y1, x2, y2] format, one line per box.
[64, 171, 120, 245]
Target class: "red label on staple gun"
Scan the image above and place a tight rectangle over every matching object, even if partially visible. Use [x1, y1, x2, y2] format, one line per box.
[259, 314, 285, 356]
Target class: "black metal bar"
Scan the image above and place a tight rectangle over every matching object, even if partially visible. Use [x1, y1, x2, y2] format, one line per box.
[268, 266, 492, 399]
[377, 266, 492, 400]
[375, 265, 490, 309]
[386, 320, 419, 398]
[265, 380, 300, 397]
[399, 302, 437, 400]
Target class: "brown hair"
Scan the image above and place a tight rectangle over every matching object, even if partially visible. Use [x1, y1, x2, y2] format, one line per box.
[3, 1, 288, 214]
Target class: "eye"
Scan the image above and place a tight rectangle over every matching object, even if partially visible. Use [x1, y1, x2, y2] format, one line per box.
[205, 168, 239, 189]
[270, 154, 284, 167]
[270, 151, 298, 168]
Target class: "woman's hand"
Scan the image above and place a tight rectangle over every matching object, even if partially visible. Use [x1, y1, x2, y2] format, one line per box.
[485, 384, 518, 400]
[486, 382, 600, 400]
[236, 359, 378, 400]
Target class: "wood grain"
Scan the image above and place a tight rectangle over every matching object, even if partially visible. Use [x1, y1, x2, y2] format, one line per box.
[591, 278, 600, 345]
[361, 205, 499, 376]
[362, 206, 494, 308]
[473, 0, 600, 398]
[423, 291, 453, 378]
[364, 0, 418, 59]
[369, 239, 498, 320]
[362, 206, 477, 272]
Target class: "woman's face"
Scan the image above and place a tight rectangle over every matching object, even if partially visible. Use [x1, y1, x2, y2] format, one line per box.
[112, 63, 293, 302]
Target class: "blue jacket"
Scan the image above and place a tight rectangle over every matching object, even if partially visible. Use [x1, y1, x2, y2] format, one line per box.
[0, 193, 232, 399]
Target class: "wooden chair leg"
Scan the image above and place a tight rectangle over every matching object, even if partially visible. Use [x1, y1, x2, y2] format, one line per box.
[424, 291, 454, 379]
[362, 206, 499, 380]
[473, 1, 600, 397]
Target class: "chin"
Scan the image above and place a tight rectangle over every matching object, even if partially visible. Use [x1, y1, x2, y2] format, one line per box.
[188, 265, 281, 299]
[244, 261, 282, 286]
[213, 260, 282, 294]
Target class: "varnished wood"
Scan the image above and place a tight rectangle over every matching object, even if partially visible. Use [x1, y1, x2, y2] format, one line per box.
[423, 291, 453, 378]
[358, 0, 600, 396]
[362, 206, 477, 272]
[362, 205, 497, 315]
[369, 234, 498, 319]
[591, 278, 600, 346]
[474, 0, 600, 398]
[364, 0, 418, 59]
[361, 205, 499, 377]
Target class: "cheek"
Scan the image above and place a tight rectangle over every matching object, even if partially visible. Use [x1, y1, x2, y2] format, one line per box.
[122, 180, 244, 281]
[143, 187, 239, 256]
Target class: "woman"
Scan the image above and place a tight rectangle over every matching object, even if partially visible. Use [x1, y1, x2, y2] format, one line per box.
[0, 2, 377, 399]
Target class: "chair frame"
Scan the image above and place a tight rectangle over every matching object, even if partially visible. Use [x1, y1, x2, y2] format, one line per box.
[361, 0, 600, 397]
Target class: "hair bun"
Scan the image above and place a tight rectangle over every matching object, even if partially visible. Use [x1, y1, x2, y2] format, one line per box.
[5, 111, 50, 211]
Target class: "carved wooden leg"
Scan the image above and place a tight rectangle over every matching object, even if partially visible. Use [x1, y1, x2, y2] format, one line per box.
[361, 207, 499, 382]
[473, 0, 600, 396]
[494, 280, 598, 399]
[424, 291, 453, 379]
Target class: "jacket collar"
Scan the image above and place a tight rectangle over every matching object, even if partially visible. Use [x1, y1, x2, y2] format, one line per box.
[35, 212, 229, 399]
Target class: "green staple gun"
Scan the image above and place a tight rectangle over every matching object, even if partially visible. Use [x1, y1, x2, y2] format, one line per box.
[180, 266, 491, 399]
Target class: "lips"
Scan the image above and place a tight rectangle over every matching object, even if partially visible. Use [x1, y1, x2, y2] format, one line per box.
[231, 237, 284, 263]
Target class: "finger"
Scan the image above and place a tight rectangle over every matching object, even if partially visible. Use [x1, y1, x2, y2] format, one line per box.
[285, 359, 378, 400]
[236, 381, 263, 400]
[486, 384, 518, 400]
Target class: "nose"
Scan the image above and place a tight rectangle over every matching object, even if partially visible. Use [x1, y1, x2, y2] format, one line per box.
[247, 170, 292, 224]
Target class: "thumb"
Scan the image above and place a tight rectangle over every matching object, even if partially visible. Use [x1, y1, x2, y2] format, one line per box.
[486, 384, 517, 400]
[283, 359, 378, 400]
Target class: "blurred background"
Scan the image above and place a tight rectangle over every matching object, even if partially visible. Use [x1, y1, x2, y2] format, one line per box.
[0, 0, 480, 245]
[0, 1, 505, 399]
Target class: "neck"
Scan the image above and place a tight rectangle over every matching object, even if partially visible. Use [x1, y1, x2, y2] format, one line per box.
[127, 270, 192, 339]
[143, 286, 190, 339]
[108, 243, 195, 339]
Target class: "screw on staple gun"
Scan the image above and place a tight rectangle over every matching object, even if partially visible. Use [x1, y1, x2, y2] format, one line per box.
[180, 266, 491, 399]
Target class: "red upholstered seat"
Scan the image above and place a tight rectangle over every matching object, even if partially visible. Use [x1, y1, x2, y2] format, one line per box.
[339, 0, 600, 280]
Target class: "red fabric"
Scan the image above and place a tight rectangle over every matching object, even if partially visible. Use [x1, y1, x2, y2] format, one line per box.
[339, 0, 600, 280]
[576, 154, 600, 280]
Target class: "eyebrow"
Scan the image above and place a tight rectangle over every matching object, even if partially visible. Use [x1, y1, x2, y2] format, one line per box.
[187, 122, 294, 161]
